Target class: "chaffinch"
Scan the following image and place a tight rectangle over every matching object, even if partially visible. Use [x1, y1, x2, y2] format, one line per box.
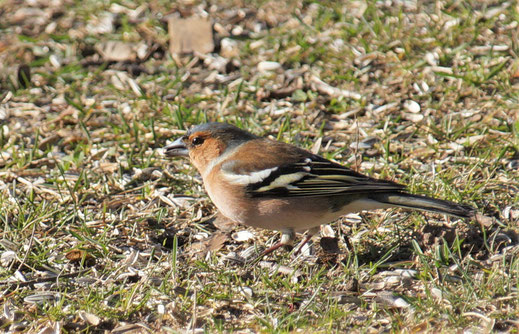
[164, 122, 475, 257]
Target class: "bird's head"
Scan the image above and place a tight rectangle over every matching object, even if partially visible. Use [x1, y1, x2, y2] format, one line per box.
[163, 122, 258, 174]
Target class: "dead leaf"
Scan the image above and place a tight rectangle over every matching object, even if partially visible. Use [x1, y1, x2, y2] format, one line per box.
[65, 249, 94, 264]
[206, 232, 230, 252]
[188, 232, 230, 254]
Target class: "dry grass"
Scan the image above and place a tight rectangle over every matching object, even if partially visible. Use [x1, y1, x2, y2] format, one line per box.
[0, 0, 518, 332]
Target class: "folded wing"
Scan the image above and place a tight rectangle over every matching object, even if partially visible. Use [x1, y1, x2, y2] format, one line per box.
[244, 155, 405, 198]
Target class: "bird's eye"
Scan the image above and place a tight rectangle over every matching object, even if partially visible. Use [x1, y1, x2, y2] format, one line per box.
[192, 137, 204, 146]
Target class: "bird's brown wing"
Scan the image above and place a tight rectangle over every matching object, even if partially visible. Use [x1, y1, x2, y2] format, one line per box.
[243, 154, 405, 198]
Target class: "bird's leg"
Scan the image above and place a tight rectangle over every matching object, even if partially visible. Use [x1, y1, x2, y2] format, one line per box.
[293, 226, 320, 256]
[248, 229, 295, 263]
[261, 229, 295, 256]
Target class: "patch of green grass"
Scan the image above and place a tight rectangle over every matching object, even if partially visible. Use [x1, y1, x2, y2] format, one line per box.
[0, 0, 518, 332]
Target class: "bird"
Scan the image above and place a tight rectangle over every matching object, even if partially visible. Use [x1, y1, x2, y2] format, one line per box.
[163, 122, 475, 258]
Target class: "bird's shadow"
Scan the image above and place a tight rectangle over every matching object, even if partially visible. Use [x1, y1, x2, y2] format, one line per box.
[318, 220, 518, 268]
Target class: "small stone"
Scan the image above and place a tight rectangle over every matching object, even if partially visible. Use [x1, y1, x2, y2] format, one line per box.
[239, 286, 253, 298]
[257, 61, 281, 72]
[424, 52, 438, 66]
[375, 291, 411, 309]
[402, 112, 424, 122]
[49, 55, 61, 68]
[231, 25, 244, 36]
[232, 230, 255, 242]
[404, 100, 421, 113]
[157, 304, 165, 315]
[45, 22, 57, 34]
[0, 125, 8, 137]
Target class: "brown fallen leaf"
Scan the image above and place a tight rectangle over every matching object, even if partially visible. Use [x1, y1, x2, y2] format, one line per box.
[206, 232, 230, 252]
[66, 249, 95, 265]
[187, 232, 230, 254]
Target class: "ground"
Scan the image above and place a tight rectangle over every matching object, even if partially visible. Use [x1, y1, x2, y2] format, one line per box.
[0, 0, 519, 333]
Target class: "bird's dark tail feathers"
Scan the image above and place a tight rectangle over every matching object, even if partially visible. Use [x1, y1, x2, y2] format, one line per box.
[369, 192, 475, 218]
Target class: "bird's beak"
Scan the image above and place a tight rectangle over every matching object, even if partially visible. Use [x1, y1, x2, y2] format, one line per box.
[163, 137, 189, 157]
